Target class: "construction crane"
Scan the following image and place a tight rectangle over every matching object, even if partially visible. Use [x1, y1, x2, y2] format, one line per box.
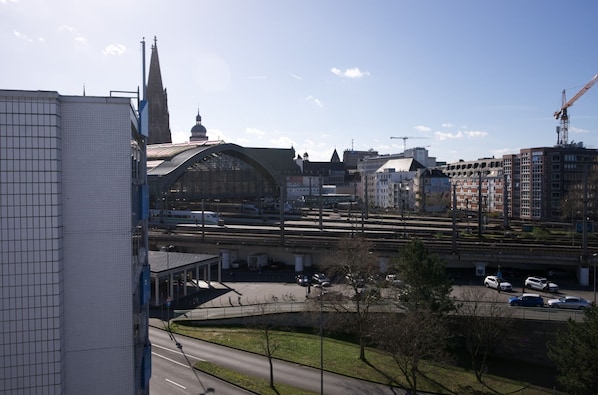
[554, 73, 598, 146]
[390, 136, 430, 151]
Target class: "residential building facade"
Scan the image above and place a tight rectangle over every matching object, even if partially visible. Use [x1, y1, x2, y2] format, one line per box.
[444, 157, 505, 219]
[444, 145, 598, 222]
[504, 145, 598, 221]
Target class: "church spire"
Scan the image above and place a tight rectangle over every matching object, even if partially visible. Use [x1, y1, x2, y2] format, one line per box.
[147, 36, 172, 144]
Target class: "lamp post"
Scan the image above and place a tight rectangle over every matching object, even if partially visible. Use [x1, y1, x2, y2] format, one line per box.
[593, 253, 597, 305]
[319, 286, 324, 395]
[465, 198, 470, 233]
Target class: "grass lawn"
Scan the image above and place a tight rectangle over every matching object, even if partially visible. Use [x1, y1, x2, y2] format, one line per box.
[196, 360, 319, 395]
[171, 323, 563, 395]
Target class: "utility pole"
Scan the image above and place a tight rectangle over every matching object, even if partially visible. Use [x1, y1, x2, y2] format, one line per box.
[478, 171, 483, 238]
[452, 183, 457, 253]
[503, 172, 509, 229]
[581, 164, 589, 267]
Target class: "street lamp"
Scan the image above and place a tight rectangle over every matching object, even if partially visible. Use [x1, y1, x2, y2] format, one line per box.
[319, 286, 324, 395]
[593, 253, 597, 305]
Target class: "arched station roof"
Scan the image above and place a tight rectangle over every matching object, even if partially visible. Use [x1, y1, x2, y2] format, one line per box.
[147, 141, 299, 202]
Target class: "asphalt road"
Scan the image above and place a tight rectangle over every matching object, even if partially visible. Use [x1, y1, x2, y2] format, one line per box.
[149, 271, 594, 394]
[149, 326, 407, 395]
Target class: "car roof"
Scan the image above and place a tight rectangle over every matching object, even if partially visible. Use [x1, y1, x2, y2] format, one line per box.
[521, 293, 541, 298]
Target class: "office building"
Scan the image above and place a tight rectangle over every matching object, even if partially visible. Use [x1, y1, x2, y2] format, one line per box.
[0, 90, 150, 394]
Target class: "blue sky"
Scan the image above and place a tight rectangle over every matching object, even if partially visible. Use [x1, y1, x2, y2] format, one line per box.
[2, 0, 598, 163]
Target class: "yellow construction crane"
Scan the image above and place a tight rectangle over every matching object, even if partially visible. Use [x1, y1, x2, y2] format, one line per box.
[554, 73, 598, 146]
[390, 136, 430, 151]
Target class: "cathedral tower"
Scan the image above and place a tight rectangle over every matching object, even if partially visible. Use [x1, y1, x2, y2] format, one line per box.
[147, 37, 172, 144]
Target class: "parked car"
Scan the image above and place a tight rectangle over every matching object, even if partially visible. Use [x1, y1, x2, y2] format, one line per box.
[509, 293, 544, 307]
[295, 274, 310, 286]
[312, 273, 331, 287]
[525, 276, 559, 293]
[547, 295, 591, 309]
[483, 275, 512, 291]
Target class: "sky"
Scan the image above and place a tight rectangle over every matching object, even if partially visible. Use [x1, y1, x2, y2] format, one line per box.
[2, 0, 598, 163]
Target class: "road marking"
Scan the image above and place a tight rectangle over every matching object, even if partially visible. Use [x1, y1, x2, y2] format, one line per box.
[165, 378, 186, 389]
[152, 352, 190, 368]
[152, 343, 206, 361]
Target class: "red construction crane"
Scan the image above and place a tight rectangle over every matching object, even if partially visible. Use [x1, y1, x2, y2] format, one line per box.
[390, 136, 430, 151]
[554, 73, 598, 146]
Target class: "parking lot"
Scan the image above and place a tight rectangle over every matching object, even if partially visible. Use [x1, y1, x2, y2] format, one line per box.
[184, 267, 597, 311]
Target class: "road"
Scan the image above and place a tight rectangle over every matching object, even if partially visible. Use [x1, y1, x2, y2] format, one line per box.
[149, 274, 594, 394]
[149, 326, 406, 395]
[150, 326, 253, 395]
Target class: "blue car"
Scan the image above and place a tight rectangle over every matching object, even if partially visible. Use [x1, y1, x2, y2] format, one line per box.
[508, 293, 544, 307]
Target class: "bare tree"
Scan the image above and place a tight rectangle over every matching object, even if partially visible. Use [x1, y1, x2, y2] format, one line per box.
[376, 309, 450, 394]
[457, 288, 515, 384]
[322, 235, 383, 362]
[250, 303, 282, 389]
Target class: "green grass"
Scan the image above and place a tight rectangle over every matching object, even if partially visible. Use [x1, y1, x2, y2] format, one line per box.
[172, 324, 563, 395]
[196, 360, 319, 394]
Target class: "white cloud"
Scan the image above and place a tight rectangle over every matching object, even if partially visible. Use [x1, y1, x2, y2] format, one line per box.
[305, 95, 323, 108]
[330, 67, 370, 78]
[0, 0, 19, 4]
[464, 130, 488, 138]
[13, 31, 32, 42]
[435, 130, 463, 141]
[414, 125, 432, 132]
[570, 126, 589, 134]
[58, 24, 87, 44]
[288, 72, 303, 80]
[434, 129, 487, 141]
[269, 135, 296, 148]
[102, 43, 126, 56]
[58, 24, 74, 32]
[441, 123, 455, 128]
[245, 127, 266, 136]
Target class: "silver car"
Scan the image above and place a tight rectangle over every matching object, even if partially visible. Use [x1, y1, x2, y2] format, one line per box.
[547, 295, 591, 309]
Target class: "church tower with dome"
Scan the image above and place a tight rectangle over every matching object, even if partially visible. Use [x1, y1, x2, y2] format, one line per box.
[189, 109, 208, 142]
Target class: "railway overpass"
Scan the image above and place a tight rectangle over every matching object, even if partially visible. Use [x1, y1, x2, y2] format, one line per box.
[149, 211, 594, 284]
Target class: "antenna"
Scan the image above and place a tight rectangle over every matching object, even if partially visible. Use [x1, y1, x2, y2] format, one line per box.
[141, 37, 147, 100]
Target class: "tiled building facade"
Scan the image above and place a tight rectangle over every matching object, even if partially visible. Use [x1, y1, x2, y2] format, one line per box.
[0, 90, 150, 394]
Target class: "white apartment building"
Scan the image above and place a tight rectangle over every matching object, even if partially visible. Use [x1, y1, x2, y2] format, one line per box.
[358, 157, 422, 210]
[0, 90, 150, 394]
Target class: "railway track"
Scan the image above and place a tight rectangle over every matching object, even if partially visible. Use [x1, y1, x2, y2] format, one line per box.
[149, 213, 594, 260]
